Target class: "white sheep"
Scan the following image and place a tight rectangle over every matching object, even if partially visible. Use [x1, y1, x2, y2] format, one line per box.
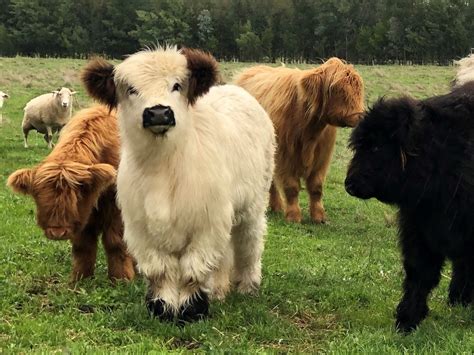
[0, 91, 9, 110]
[22, 87, 76, 148]
[82, 47, 275, 324]
[453, 54, 474, 88]
[0, 91, 9, 122]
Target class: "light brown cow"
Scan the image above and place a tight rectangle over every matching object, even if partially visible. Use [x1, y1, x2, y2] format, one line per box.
[7, 105, 135, 281]
[235, 58, 364, 223]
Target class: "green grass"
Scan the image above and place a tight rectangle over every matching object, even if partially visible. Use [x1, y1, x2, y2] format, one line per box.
[1, 57, 473, 353]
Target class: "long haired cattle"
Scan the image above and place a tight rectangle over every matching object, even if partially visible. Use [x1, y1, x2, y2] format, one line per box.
[82, 47, 275, 324]
[345, 82, 474, 332]
[8, 106, 135, 282]
[235, 58, 364, 223]
[453, 54, 474, 88]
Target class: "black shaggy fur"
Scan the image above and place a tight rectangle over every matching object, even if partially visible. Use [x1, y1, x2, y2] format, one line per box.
[345, 82, 474, 332]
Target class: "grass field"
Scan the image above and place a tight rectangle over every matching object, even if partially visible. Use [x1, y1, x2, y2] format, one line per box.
[1, 57, 473, 353]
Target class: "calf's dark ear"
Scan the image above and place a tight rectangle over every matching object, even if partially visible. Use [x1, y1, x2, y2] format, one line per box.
[374, 97, 417, 147]
[81, 58, 117, 109]
[181, 48, 219, 105]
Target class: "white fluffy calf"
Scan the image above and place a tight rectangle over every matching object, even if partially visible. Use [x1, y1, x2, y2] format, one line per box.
[22, 87, 76, 148]
[453, 54, 474, 88]
[82, 47, 275, 324]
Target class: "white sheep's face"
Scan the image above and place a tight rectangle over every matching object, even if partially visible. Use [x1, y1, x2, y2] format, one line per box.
[53, 87, 76, 108]
[114, 50, 190, 139]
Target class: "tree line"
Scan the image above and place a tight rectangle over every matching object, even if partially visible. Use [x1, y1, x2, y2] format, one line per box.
[0, 0, 472, 64]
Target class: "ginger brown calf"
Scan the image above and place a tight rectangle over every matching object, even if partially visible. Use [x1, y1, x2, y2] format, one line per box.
[235, 58, 364, 223]
[8, 105, 135, 281]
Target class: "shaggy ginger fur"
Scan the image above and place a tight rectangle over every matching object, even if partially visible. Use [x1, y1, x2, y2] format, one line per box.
[7, 105, 135, 281]
[82, 47, 275, 324]
[235, 58, 364, 223]
[345, 82, 474, 332]
[453, 54, 474, 88]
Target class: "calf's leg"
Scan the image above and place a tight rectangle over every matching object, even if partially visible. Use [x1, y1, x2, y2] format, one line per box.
[448, 258, 474, 306]
[269, 182, 283, 213]
[305, 126, 336, 224]
[209, 247, 232, 301]
[231, 213, 265, 294]
[125, 221, 179, 321]
[279, 175, 302, 223]
[396, 231, 445, 333]
[146, 262, 180, 322]
[100, 200, 135, 281]
[178, 226, 232, 323]
[102, 224, 135, 281]
[70, 226, 100, 281]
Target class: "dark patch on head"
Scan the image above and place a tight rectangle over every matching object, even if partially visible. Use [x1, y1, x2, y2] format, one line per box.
[81, 58, 117, 109]
[181, 48, 219, 105]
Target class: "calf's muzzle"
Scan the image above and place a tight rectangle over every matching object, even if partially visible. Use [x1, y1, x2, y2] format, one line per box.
[143, 105, 176, 133]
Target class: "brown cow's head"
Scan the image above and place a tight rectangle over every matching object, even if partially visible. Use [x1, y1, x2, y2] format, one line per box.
[81, 46, 218, 141]
[7, 162, 116, 240]
[299, 57, 365, 127]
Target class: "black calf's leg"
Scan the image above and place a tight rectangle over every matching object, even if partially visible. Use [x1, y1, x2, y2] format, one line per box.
[449, 259, 473, 306]
[396, 233, 445, 333]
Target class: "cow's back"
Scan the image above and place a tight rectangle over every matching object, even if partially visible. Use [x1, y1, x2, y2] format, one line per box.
[49, 105, 119, 168]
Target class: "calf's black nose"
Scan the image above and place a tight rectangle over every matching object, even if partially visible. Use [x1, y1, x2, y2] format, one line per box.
[143, 105, 176, 128]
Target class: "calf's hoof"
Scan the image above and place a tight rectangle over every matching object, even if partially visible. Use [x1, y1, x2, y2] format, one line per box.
[395, 318, 419, 333]
[395, 303, 428, 333]
[146, 292, 174, 322]
[177, 290, 209, 326]
[285, 210, 302, 223]
[310, 209, 327, 224]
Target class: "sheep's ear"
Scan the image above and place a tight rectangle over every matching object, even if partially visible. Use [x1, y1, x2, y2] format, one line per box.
[7, 168, 34, 195]
[81, 58, 117, 109]
[70, 91, 77, 95]
[181, 48, 219, 105]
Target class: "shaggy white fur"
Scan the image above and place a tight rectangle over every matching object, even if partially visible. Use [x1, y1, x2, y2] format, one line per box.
[453, 54, 474, 87]
[83, 47, 275, 318]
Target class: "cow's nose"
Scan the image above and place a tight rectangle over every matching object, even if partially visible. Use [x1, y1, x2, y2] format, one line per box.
[45, 227, 70, 240]
[143, 105, 175, 128]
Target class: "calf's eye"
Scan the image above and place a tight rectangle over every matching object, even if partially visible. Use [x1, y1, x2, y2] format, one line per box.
[127, 86, 138, 96]
[172, 83, 182, 92]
